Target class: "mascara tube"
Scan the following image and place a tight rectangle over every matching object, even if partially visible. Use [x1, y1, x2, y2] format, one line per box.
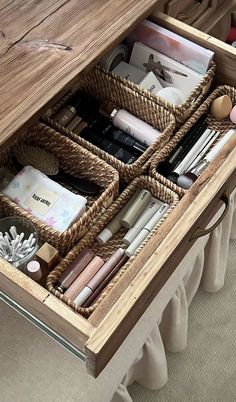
[91, 117, 148, 155]
[81, 129, 137, 164]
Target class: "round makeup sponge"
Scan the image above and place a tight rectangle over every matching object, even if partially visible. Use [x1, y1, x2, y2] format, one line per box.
[230, 105, 236, 124]
[210, 95, 232, 119]
[157, 87, 186, 105]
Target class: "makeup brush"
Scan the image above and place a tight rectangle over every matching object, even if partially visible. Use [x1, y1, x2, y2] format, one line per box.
[187, 131, 221, 171]
[167, 128, 213, 183]
[177, 128, 236, 189]
[157, 115, 207, 176]
[13, 144, 100, 195]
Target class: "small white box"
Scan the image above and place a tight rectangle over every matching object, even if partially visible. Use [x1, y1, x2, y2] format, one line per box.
[130, 42, 203, 100]
[139, 71, 163, 94]
[112, 61, 146, 83]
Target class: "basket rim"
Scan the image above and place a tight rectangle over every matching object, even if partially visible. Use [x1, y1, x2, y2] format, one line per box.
[0, 123, 120, 250]
[149, 84, 236, 194]
[46, 174, 179, 317]
[95, 62, 216, 113]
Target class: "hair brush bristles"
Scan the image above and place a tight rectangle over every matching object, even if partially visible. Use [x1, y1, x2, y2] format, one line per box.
[13, 144, 59, 175]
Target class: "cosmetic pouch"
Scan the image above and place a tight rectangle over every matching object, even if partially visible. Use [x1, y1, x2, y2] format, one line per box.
[92, 62, 215, 126]
[43, 67, 176, 183]
[149, 85, 236, 196]
[2, 166, 87, 232]
[46, 175, 179, 317]
[0, 123, 119, 254]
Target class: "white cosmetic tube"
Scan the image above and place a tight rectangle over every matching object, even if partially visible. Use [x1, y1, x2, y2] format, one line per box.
[96, 191, 139, 244]
[188, 131, 220, 171]
[123, 197, 163, 245]
[125, 203, 169, 257]
[121, 189, 152, 229]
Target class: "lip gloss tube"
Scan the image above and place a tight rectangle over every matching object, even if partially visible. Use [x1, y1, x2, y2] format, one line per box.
[73, 248, 125, 306]
[82, 255, 128, 307]
[125, 203, 169, 257]
[123, 197, 163, 245]
[56, 249, 95, 293]
[100, 101, 162, 146]
[96, 190, 139, 244]
[64, 255, 104, 300]
[121, 189, 152, 228]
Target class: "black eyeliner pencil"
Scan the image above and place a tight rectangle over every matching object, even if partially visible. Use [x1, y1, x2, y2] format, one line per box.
[157, 114, 207, 177]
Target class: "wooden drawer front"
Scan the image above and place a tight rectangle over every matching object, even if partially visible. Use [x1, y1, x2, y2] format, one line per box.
[159, 0, 235, 42]
[167, 0, 211, 25]
[1, 7, 236, 378]
[0, 0, 160, 148]
[151, 11, 236, 87]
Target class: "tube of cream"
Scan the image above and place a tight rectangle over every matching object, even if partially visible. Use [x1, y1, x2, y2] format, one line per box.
[100, 101, 162, 146]
[121, 189, 152, 228]
[123, 197, 163, 245]
[96, 191, 139, 244]
[125, 203, 169, 257]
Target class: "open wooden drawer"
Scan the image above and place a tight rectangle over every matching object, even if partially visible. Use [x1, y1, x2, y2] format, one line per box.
[1, 3, 236, 378]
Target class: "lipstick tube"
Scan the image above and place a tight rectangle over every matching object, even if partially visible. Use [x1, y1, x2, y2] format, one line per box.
[73, 248, 125, 306]
[66, 115, 83, 130]
[25, 260, 43, 283]
[125, 203, 169, 257]
[56, 249, 95, 293]
[53, 105, 77, 126]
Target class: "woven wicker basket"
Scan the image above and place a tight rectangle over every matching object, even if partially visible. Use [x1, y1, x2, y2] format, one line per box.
[149, 85, 236, 196]
[46, 175, 179, 317]
[43, 67, 176, 183]
[97, 63, 216, 125]
[0, 122, 119, 254]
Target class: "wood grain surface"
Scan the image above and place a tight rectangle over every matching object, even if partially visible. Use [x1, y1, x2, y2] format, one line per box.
[0, 0, 158, 146]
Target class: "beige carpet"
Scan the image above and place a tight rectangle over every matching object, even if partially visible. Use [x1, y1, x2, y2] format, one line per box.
[129, 239, 236, 402]
[0, 240, 236, 401]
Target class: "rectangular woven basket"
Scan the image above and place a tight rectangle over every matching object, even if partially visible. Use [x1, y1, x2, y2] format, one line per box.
[149, 85, 236, 197]
[43, 66, 176, 183]
[46, 175, 179, 318]
[0, 122, 119, 255]
[98, 62, 216, 125]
